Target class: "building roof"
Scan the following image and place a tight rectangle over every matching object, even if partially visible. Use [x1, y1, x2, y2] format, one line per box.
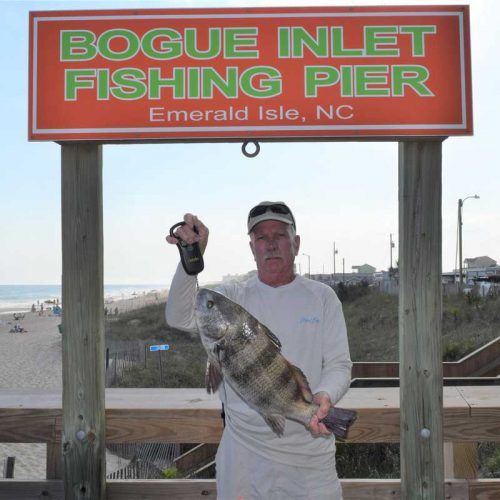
[464, 256, 497, 268]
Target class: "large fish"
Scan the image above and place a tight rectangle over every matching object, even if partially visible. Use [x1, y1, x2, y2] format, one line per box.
[194, 288, 357, 439]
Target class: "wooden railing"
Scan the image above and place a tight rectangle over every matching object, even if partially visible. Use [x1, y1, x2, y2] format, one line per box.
[1, 387, 500, 499]
[352, 336, 500, 379]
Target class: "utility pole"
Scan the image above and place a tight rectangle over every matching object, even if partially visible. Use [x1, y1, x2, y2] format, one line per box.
[390, 233, 395, 272]
[458, 195, 480, 285]
[333, 241, 338, 276]
[302, 253, 311, 278]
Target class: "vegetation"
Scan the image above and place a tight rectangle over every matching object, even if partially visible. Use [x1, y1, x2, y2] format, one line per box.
[161, 467, 179, 479]
[105, 303, 205, 388]
[341, 284, 500, 362]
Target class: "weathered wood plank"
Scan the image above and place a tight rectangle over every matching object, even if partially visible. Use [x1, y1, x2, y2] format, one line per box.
[107, 480, 217, 499]
[0, 480, 64, 500]
[2, 479, 491, 500]
[61, 143, 105, 499]
[0, 408, 58, 442]
[445, 442, 479, 479]
[457, 386, 500, 412]
[104, 410, 223, 443]
[2, 387, 500, 444]
[469, 479, 500, 499]
[399, 139, 444, 499]
[342, 479, 469, 499]
[47, 443, 64, 480]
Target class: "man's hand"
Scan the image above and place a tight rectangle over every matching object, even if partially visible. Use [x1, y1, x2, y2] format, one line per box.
[309, 391, 332, 436]
[166, 213, 209, 254]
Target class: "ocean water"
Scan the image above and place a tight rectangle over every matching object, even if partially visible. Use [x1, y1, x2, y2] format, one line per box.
[0, 284, 165, 312]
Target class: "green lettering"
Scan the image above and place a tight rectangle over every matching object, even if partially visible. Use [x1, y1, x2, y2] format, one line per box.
[149, 68, 185, 99]
[340, 65, 353, 97]
[355, 66, 390, 96]
[202, 67, 238, 98]
[240, 67, 281, 97]
[98, 29, 139, 60]
[110, 68, 147, 99]
[365, 27, 399, 56]
[304, 66, 340, 97]
[291, 27, 328, 58]
[400, 26, 437, 56]
[392, 65, 432, 96]
[97, 69, 109, 99]
[65, 69, 96, 100]
[278, 27, 290, 57]
[141, 29, 182, 59]
[188, 68, 200, 98]
[61, 30, 96, 61]
[331, 27, 363, 57]
[185, 28, 221, 59]
[225, 28, 258, 58]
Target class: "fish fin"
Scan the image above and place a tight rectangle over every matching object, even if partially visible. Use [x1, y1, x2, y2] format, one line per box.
[205, 361, 223, 394]
[320, 407, 358, 440]
[263, 414, 286, 437]
[291, 366, 313, 403]
[258, 323, 282, 351]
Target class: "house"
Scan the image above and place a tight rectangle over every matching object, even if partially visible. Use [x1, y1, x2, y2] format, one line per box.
[464, 256, 497, 269]
[352, 264, 376, 274]
[463, 256, 500, 285]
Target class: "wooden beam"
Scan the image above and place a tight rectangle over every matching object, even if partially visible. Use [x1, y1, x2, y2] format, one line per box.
[398, 140, 444, 499]
[3, 386, 500, 444]
[61, 144, 105, 499]
[5, 479, 500, 500]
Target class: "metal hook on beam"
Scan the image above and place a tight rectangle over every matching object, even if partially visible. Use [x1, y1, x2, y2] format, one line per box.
[242, 140, 260, 158]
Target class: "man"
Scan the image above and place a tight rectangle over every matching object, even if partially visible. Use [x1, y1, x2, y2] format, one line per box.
[166, 201, 352, 500]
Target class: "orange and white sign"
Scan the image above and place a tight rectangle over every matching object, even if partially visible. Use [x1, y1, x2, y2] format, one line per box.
[29, 6, 472, 141]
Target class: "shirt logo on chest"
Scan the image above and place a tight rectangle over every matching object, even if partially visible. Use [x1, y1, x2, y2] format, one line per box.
[299, 316, 320, 324]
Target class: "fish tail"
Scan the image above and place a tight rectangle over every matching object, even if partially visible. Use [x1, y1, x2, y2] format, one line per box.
[320, 407, 357, 440]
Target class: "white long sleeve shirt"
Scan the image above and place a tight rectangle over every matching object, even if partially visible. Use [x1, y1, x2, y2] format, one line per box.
[166, 265, 352, 469]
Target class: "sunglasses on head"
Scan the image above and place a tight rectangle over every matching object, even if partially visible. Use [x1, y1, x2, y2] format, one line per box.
[248, 203, 291, 219]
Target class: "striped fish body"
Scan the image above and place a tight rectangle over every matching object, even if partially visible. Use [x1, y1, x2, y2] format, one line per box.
[194, 288, 356, 438]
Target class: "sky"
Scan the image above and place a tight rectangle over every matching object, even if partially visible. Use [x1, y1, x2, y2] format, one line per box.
[0, 0, 498, 286]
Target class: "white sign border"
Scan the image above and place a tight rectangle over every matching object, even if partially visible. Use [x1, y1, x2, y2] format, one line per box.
[31, 10, 469, 138]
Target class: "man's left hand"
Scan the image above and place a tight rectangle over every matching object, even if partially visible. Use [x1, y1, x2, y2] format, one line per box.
[309, 391, 332, 436]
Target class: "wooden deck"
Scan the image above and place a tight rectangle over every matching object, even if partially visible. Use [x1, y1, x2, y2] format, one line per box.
[1, 386, 500, 499]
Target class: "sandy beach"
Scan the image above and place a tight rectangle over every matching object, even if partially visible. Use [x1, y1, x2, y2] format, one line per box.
[0, 290, 167, 479]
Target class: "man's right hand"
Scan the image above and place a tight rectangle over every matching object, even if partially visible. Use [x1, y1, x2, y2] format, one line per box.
[166, 213, 209, 254]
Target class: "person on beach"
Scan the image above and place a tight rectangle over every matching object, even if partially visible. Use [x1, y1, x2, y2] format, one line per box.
[165, 201, 352, 500]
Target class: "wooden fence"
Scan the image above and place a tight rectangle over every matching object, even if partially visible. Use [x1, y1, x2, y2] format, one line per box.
[1, 387, 500, 499]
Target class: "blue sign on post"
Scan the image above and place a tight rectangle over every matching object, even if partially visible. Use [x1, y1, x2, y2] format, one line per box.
[149, 344, 170, 352]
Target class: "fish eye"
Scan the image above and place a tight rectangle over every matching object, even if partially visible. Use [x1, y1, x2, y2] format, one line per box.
[207, 300, 214, 309]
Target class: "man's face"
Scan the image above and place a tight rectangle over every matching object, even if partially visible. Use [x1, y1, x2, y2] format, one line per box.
[249, 220, 300, 281]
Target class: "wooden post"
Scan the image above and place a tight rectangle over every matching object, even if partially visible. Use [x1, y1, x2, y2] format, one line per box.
[46, 443, 64, 480]
[399, 140, 444, 499]
[61, 143, 106, 499]
[158, 351, 164, 386]
[3, 457, 15, 478]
